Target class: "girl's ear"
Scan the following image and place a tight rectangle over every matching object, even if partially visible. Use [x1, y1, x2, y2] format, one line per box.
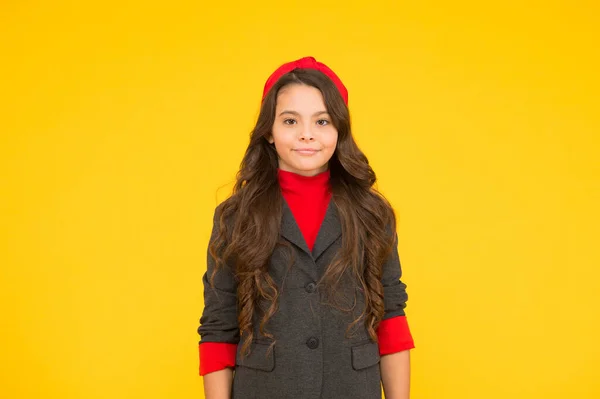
[266, 135, 274, 144]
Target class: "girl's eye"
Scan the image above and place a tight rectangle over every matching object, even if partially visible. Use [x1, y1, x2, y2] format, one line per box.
[283, 119, 296, 125]
[317, 119, 330, 126]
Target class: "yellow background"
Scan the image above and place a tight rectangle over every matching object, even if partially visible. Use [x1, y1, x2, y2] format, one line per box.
[1, 1, 598, 398]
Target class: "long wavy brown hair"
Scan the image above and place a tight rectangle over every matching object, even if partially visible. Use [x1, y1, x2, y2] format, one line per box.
[209, 68, 397, 356]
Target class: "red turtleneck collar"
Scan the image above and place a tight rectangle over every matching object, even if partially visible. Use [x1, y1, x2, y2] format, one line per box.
[277, 168, 332, 251]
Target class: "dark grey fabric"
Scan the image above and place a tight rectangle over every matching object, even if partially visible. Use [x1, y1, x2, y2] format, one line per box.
[198, 199, 409, 399]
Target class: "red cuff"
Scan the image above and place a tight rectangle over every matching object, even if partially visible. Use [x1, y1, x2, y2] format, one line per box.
[199, 342, 237, 376]
[377, 315, 415, 355]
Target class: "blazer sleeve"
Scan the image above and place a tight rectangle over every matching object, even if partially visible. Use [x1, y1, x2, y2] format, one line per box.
[197, 207, 240, 375]
[376, 230, 415, 355]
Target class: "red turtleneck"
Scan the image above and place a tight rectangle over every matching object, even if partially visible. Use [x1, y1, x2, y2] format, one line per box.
[199, 168, 414, 376]
[277, 168, 332, 251]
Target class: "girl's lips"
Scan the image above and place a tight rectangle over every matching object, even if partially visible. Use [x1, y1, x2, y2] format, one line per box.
[294, 149, 319, 155]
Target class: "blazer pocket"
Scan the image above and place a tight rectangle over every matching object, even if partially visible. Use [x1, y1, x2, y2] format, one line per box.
[351, 341, 381, 370]
[235, 342, 275, 372]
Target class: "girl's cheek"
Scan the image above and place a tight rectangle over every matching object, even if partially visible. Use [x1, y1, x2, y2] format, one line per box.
[327, 133, 339, 147]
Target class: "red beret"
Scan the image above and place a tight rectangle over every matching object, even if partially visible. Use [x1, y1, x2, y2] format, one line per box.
[261, 56, 348, 106]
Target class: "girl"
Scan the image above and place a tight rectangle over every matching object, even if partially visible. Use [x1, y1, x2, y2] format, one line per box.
[197, 56, 415, 399]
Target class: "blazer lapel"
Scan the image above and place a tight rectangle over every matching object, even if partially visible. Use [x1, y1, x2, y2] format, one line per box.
[311, 199, 342, 261]
[280, 199, 312, 256]
[280, 198, 342, 269]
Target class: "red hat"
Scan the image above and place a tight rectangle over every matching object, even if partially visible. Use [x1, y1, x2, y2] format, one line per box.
[261, 56, 348, 105]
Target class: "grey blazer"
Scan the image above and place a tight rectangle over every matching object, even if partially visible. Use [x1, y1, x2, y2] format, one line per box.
[198, 199, 409, 399]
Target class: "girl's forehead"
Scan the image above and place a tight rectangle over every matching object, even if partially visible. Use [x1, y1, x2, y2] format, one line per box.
[276, 84, 326, 112]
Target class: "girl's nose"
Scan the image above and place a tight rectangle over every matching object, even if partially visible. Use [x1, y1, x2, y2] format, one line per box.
[299, 125, 315, 141]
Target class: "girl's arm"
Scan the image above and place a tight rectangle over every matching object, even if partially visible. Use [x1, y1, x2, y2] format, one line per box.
[203, 368, 234, 399]
[378, 226, 413, 398]
[198, 206, 239, 397]
[380, 350, 411, 399]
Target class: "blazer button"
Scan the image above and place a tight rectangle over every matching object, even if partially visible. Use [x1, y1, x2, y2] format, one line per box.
[305, 282, 317, 293]
[306, 337, 319, 349]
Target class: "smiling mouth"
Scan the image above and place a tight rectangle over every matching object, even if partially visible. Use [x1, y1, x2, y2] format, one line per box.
[294, 149, 319, 155]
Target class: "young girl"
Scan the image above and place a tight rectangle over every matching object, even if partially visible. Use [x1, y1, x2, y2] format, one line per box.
[197, 56, 415, 399]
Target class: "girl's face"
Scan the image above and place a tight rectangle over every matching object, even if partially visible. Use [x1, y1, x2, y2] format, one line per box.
[268, 84, 338, 177]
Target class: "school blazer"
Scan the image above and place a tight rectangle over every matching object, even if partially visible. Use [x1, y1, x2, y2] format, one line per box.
[198, 199, 409, 399]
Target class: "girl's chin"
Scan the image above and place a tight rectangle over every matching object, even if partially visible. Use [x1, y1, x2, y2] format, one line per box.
[283, 165, 328, 175]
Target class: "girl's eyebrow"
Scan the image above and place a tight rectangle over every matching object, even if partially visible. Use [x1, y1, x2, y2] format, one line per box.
[278, 110, 329, 117]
